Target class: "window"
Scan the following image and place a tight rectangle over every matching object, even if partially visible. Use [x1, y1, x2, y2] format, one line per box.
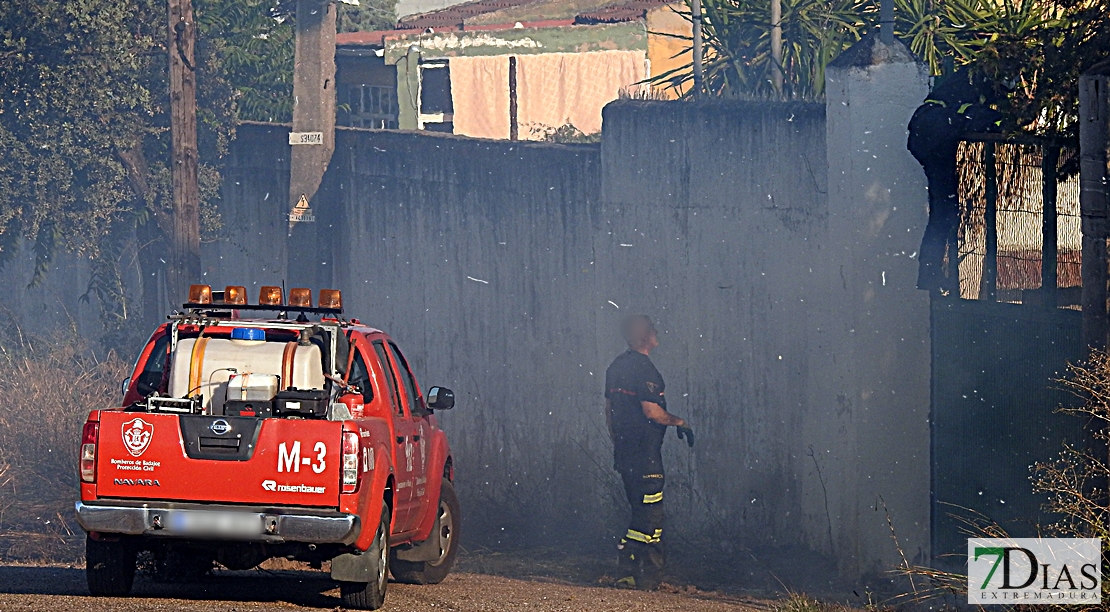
[420, 64, 453, 115]
[348, 348, 375, 405]
[418, 62, 453, 133]
[341, 84, 398, 129]
[372, 340, 404, 416]
[135, 334, 171, 397]
[388, 342, 425, 416]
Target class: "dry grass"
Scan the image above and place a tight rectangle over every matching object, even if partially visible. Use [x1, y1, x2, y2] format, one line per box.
[0, 329, 128, 562]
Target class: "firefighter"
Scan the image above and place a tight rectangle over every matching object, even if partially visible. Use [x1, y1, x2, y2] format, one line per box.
[604, 314, 694, 590]
[908, 67, 1003, 293]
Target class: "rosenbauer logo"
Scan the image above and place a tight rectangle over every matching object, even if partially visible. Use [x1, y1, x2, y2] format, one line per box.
[261, 480, 326, 494]
[122, 418, 154, 457]
[968, 538, 1102, 604]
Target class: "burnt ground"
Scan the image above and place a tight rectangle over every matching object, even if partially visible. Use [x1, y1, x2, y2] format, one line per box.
[0, 544, 921, 612]
[0, 563, 772, 612]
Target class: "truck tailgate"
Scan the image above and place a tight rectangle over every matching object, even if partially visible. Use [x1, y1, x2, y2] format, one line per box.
[95, 412, 343, 508]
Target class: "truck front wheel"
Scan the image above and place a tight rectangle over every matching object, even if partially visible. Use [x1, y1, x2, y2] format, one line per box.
[339, 501, 390, 610]
[86, 534, 136, 596]
[391, 478, 460, 584]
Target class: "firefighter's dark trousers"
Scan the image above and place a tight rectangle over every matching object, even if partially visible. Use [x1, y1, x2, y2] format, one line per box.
[618, 467, 665, 586]
[917, 164, 961, 293]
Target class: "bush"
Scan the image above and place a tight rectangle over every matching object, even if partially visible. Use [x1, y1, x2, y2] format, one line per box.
[898, 352, 1110, 607]
[0, 329, 128, 561]
[1032, 353, 1110, 542]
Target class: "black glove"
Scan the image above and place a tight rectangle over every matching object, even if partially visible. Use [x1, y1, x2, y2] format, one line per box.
[676, 425, 695, 448]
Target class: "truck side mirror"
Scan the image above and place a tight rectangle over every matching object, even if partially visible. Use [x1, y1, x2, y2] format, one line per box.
[121, 377, 132, 398]
[427, 386, 455, 410]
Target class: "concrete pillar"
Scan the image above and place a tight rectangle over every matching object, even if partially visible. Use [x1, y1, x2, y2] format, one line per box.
[396, 46, 421, 130]
[820, 32, 930, 579]
[287, 0, 337, 286]
[1079, 61, 1110, 353]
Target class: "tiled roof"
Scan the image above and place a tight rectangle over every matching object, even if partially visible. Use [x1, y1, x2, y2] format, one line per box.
[575, 0, 673, 23]
[397, 0, 539, 30]
[335, 0, 676, 48]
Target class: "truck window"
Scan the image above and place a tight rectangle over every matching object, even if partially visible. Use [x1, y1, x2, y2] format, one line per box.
[135, 333, 171, 397]
[347, 348, 375, 405]
[388, 342, 426, 416]
[372, 340, 404, 417]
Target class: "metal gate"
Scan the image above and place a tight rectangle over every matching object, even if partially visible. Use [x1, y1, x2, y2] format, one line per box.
[931, 299, 1084, 569]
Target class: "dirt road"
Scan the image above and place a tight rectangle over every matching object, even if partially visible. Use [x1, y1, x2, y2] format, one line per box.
[0, 565, 771, 612]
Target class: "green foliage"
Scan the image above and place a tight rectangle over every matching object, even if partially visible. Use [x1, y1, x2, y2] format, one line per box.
[337, 0, 399, 33]
[677, 0, 869, 100]
[659, 0, 1108, 142]
[661, 0, 1068, 99]
[0, 0, 300, 350]
[974, 1, 1110, 141]
[196, 0, 296, 123]
[528, 123, 602, 143]
[0, 0, 161, 274]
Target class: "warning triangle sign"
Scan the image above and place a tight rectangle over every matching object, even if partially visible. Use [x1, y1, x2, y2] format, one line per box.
[288, 193, 316, 225]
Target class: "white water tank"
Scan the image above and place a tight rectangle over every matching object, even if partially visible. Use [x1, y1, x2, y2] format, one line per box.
[168, 337, 325, 412]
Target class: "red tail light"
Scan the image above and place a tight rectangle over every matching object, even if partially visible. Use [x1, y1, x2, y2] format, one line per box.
[80, 421, 99, 483]
[342, 432, 359, 494]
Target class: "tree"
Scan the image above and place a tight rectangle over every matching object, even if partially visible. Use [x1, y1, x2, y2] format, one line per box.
[0, 0, 301, 351]
[657, 0, 1109, 154]
[337, 0, 398, 33]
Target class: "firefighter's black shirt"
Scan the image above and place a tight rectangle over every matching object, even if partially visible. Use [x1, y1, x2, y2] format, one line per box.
[605, 350, 667, 473]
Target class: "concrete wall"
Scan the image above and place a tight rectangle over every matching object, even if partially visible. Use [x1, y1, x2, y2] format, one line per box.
[599, 100, 830, 554]
[207, 103, 845, 559]
[16, 45, 931, 580]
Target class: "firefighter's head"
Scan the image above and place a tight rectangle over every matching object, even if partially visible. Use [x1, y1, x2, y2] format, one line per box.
[622, 314, 658, 353]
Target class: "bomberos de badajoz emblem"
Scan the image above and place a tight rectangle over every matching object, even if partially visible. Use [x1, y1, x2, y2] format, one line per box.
[122, 418, 154, 457]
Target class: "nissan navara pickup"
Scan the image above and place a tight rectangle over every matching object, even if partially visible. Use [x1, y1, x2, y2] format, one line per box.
[76, 284, 459, 610]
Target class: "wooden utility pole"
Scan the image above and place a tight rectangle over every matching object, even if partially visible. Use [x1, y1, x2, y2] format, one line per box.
[1080, 62, 1110, 354]
[770, 0, 782, 96]
[168, 0, 200, 302]
[691, 0, 703, 97]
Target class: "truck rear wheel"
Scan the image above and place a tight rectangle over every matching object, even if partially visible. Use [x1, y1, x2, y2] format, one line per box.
[339, 501, 390, 610]
[86, 534, 136, 596]
[391, 478, 460, 585]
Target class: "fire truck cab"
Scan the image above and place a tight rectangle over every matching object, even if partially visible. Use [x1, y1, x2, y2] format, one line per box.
[76, 285, 459, 610]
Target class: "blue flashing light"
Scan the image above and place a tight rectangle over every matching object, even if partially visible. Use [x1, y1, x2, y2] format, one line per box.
[231, 327, 266, 341]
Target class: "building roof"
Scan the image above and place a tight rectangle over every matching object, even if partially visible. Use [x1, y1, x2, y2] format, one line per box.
[398, 0, 538, 30]
[575, 0, 671, 24]
[336, 29, 413, 47]
[335, 0, 673, 48]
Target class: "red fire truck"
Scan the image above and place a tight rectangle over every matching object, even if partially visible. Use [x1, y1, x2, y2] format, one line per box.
[76, 285, 459, 610]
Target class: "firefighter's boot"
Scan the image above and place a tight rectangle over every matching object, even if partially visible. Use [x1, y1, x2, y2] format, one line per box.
[614, 538, 640, 588]
[637, 542, 665, 591]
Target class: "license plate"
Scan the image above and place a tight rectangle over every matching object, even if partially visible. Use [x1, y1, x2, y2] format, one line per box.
[167, 510, 263, 536]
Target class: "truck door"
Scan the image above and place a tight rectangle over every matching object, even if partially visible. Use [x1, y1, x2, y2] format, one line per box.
[386, 341, 430, 528]
[370, 339, 417, 531]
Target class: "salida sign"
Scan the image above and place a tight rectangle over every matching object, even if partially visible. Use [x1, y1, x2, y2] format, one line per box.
[968, 538, 1102, 604]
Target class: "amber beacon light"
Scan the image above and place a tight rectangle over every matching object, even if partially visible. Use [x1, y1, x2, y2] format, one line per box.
[188, 284, 213, 305]
[319, 289, 343, 310]
[259, 286, 284, 306]
[288, 288, 313, 308]
[224, 285, 248, 305]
